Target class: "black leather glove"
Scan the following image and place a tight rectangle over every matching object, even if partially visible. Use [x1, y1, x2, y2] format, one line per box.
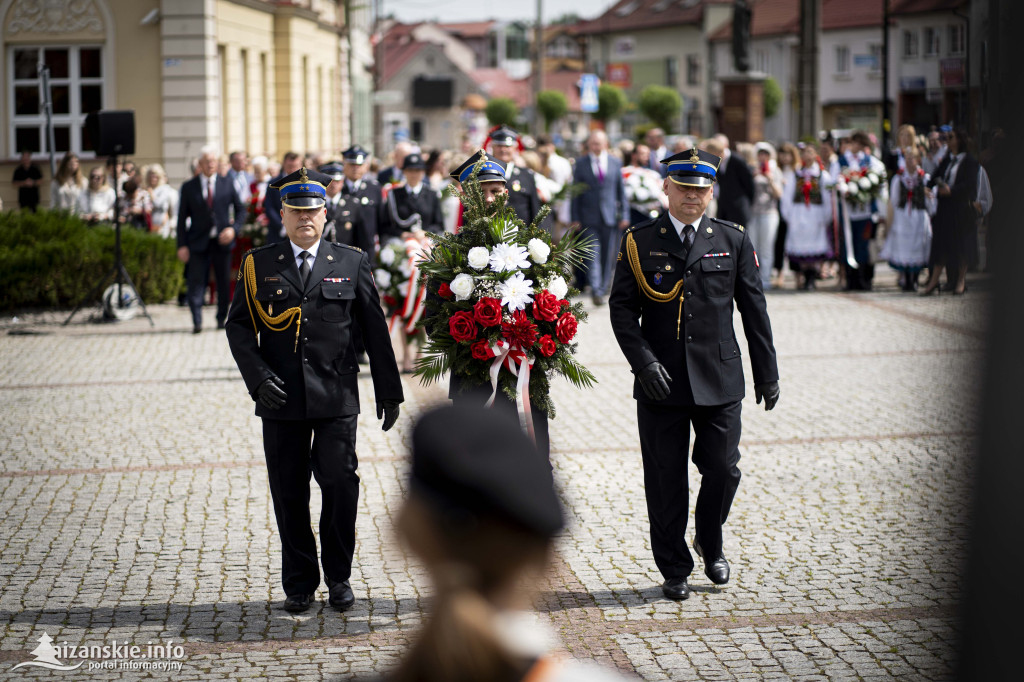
[256, 376, 287, 410]
[636, 362, 672, 401]
[377, 400, 401, 432]
[754, 381, 780, 411]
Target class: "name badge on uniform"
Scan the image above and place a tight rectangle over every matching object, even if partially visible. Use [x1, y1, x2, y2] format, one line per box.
[649, 251, 669, 257]
[263, 276, 281, 283]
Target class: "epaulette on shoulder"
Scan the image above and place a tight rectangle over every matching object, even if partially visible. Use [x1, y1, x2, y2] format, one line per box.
[711, 216, 744, 232]
[242, 243, 274, 259]
[625, 217, 658, 235]
[334, 242, 363, 254]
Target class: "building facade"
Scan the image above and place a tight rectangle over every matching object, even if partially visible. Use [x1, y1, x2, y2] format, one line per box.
[1, 0, 371, 206]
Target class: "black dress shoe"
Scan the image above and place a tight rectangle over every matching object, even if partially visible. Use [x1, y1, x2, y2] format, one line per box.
[356, 352, 369, 365]
[662, 577, 691, 600]
[283, 593, 315, 613]
[216, 321, 226, 330]
[192, 325, 202, 334]
[592, 294, 607, 306]
[327, 579, 355, 611]
[694, 539, 731, 585]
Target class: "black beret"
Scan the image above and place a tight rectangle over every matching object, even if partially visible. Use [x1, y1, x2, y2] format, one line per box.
[409, 404, 564, 539]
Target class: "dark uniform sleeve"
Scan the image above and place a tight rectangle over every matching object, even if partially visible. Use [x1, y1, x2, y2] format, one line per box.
[424, 191, 445, 234]
[608, 229, 661, 373]
[352, 251, 405, 402]
[731, 227, 779, 385]
[224, 253, 277, 398]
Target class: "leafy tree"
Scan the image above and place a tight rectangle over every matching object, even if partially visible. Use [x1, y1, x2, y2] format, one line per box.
[594, 83, 627, 122]
[638, 85, 683, 132]
[485, 97, 520, 127]
[763, 77, 782, 119]
[536, 90, 569, 132]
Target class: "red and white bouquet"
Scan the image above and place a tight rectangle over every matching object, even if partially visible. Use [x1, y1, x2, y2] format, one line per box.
[840, 165, 886, 208]
[415, 170, 596, 423]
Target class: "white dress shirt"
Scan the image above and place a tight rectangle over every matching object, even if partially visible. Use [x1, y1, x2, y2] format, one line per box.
[667, 211, 705, 242]
[289, 239, 321, 272]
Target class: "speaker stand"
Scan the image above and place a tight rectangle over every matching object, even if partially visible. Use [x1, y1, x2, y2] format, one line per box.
[64, 154, 155, 327]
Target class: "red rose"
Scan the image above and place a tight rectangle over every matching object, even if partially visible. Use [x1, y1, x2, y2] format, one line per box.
[501, 310, 539, 349]
[437, 282, 454, 299]
[532, 290, 561, 322]
[537, 334, 557, 357]
[473, 297, 503, 327]
[449, 310, 478, 343]
[471, 339, 495, 360]
[555, 312, 578, 344]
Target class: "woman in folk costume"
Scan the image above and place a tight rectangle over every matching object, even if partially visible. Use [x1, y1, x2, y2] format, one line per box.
[780, 145, 834, 290]
[880, 147, 935, 292]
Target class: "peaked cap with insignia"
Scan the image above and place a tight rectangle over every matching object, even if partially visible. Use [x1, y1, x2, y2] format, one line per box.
[341, 144, 370, 165]
[269, 167, 331, 209]
[449, 149, 507, 185]
[318, 162, 345, 181]
[662, 148, 722, 188]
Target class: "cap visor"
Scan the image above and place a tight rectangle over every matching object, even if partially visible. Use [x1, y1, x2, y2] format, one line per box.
[282, 197, 326, 209]
[668, 175, 715, 188]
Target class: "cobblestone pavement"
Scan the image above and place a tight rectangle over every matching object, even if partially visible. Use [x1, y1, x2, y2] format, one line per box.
[0, 271, 983, 680]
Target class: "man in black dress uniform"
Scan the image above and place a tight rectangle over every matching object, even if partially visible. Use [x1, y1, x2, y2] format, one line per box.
[487, 126, 541, 226]
[225, 167, 403, 613]
[318, 151, 377, 254]
[609, 148, 780, 601]
[380, 152, 444, 239]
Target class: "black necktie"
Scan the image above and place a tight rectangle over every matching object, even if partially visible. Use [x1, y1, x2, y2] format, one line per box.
[681, 224, 695, 258]
[299, 251, 311, 287]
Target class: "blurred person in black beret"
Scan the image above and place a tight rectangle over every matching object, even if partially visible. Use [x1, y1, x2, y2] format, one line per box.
[384, 404, 635, 682]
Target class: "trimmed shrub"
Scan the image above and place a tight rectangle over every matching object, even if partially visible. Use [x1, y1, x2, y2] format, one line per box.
[0, 209, 183, 311]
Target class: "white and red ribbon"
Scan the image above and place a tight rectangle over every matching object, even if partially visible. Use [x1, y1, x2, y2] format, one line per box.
[485, 340, 537, 444]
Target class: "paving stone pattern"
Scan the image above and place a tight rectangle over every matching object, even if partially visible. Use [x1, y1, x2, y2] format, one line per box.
[0, 275, 981, 680]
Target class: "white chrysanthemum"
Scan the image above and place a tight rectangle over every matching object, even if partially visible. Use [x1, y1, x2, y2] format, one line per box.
[527, 238, 550, 264]
[499, 272, 535, 311]
[858, 177, 872, 190]
[374, 269, 392, 289]
[546, 275, 568, 300]
[467, 246, 490, 270]
[450, 273, 475, 301]
[866, 172, 879, 184]
[379, 247, 396, 265]
[398, 259, 412, 278]
[397, 280, 410, 297]
[489, 242, 530, 272]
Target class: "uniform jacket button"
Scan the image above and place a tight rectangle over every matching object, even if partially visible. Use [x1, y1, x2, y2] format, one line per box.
[686, 270, 692, 277]
[686, 335, 692, 342]
[687, 313, 693, 320]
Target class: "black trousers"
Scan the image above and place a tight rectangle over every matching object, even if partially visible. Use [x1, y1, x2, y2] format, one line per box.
[262, 415, 359, 596]
[451, 381, 550, 461]
[636, 400, 742, 580]
[186, 240, 232, 327]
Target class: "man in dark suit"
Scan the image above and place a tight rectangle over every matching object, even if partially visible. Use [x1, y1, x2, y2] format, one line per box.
[609, 148, 780, 602]
[710, 135, 754, 228]
[486, 126, 541, 226]
[571, 129, 629, 305]
[176, 147, 246, 333]
[380, 152, 443, 240]
[225, 167, 403, 613]
[264, 151, 302, 244]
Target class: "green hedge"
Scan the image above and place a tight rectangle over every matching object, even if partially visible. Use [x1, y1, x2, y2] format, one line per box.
[0, 210, 183, 311]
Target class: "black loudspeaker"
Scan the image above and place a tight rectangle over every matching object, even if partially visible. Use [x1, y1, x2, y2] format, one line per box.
[85, 110, 135, 156]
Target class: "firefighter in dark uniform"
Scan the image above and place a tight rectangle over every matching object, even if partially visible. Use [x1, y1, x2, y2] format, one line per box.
[487, 126, 542, 226]
[224, 167, 403, 614]
[318, 156, 376, 255]
[609, 148, 780, 601]
[380, 152, 444, 240]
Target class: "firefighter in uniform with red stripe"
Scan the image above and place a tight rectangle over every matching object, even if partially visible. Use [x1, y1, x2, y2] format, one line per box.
[609, 148, 780, 601]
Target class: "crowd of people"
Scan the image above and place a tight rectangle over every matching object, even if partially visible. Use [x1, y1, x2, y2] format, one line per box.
[11, 119, 997, 302]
